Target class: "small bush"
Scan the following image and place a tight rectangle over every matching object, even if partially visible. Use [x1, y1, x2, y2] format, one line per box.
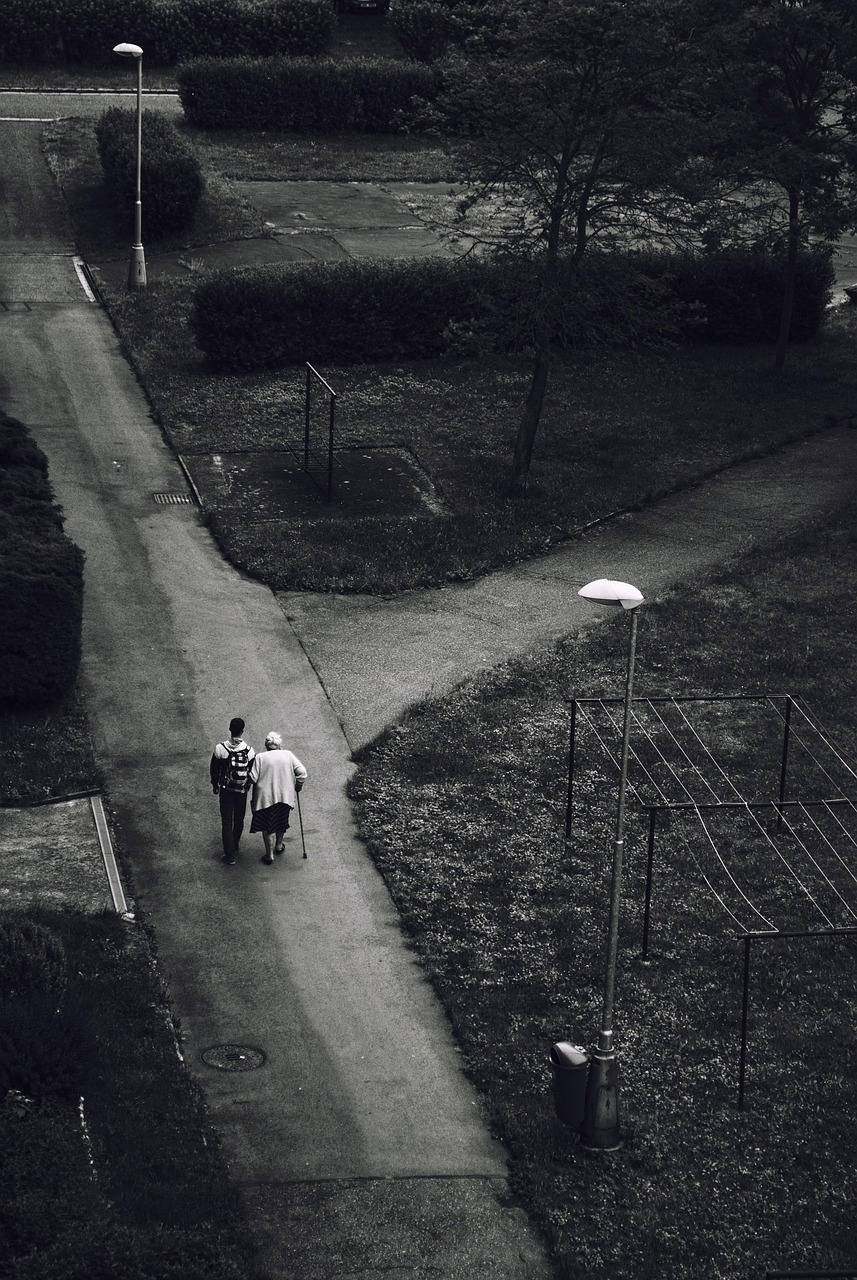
[0, 916, 68, 1001]
[177, 54, 437, 130]
[95, 107, 204, 240]
[636, 246, 834, 344]
[0, 412, 84, 708]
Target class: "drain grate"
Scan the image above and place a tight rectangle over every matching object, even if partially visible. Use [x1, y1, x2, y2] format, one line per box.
[154, 491, 194, 505]
[201, 1044, 266, 1072]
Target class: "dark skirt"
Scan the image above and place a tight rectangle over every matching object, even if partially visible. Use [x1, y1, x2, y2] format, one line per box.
[250, 802, 292, 834]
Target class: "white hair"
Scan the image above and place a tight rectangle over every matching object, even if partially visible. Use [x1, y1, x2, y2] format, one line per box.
[265, 731, 282, 748]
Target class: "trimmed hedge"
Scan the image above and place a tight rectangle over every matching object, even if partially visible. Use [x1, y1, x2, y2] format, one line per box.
[664, 246, 835, 344]
[0, 0, 332, 65]
[95, 107, 203, 241]
[190, 246, 832, 372]
[178, 54, 438, 130]
[0, 412, 84, 708]
[191, 256, 482, 369]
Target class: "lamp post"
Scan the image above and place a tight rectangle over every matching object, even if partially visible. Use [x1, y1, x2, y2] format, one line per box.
[577, 577, 644, 1151]
[112, 42, 146, 290]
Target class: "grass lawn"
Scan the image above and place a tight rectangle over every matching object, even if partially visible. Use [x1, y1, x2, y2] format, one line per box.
[347, 495, 857, 1280]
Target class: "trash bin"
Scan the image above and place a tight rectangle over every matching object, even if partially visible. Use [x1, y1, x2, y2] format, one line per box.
[550, 1041, 590, 1129]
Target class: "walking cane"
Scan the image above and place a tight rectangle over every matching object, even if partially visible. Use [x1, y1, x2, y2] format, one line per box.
[296, 790, 307, 859]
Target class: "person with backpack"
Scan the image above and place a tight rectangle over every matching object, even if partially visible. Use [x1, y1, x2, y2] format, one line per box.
[210, 717, 256, 865]
[249, 731, 307, 865]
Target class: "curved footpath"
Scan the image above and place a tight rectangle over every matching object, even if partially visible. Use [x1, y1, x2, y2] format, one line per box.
[3, 114, 857, 1280]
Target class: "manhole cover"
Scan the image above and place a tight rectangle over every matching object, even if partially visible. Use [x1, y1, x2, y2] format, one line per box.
[201, 1044, 266, 1072]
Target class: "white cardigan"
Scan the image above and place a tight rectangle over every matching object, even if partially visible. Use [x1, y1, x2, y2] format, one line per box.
[249, 748, 307, 812]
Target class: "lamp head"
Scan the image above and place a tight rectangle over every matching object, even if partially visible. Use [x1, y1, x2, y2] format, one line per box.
[579, 578, 644, 611]
[113, 42, 143, 57]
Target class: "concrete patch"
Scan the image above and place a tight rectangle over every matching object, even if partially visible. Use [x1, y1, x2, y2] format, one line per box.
[183, 446, 444, 518]
[238, 179, 417, 231]
[0, 797, 115, 913]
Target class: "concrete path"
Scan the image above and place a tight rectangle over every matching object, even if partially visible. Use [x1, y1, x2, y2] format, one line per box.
[0, 121, 553, 1278]
[279, 426, 857, 751]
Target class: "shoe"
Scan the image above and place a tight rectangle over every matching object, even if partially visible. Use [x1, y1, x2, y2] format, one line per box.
[260, 854, 274, 865]
[222, 855, 236, 865]
[274, 843, 285, 855]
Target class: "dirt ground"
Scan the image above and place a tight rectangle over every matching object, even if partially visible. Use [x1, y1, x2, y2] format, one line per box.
[0, 797, 114, 914]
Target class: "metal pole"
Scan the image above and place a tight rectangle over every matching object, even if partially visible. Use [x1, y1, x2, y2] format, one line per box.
[581, 606, 639, 1150]
[776, 696, 793, 833]
[565, 698, 577, 840]
[738, 934, 751, 1110]
[304, 365, 311, 471]
[327, 388, 335, 503]
[296, 791, 307, 859]
[642, 807, 656, 961]
[127, 54, 146, 289]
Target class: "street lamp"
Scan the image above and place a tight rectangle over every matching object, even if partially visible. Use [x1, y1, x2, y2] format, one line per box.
[577, 577, 644, 1150]
[112, 42, 146, 290]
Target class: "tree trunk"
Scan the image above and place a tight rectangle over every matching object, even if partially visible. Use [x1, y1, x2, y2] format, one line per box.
[506, 345, 551, 496]
[774, 187, 801, 371]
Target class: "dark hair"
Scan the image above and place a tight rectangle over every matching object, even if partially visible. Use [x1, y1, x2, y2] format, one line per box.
[229, 717, 245, 735]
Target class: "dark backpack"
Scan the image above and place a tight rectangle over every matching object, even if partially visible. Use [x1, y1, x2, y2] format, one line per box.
[220, 741, 251, 793]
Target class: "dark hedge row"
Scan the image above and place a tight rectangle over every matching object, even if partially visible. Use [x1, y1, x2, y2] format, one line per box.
[0, 909, 253, 1280]
[95, 108, 203, 241]
[0, 0, 332, 66]
[190, 246, 833, 372]
[177, 54, 437, 130]
[0, 413, 83, 708]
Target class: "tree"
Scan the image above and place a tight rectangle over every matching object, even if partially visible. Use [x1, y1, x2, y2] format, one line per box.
[433, 0, 709, 493]
[697, 0, 857, 368]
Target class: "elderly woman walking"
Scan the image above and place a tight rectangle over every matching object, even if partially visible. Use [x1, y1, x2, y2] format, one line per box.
[249, 732, 308, 865]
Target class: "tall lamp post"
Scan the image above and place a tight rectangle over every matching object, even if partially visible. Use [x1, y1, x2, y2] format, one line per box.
[112, 42, 147, 290]
[577, 577, 644, 1151]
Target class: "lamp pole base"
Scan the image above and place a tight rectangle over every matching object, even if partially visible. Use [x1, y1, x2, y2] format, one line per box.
[127, 244, 147, 290]
[579, 1047, 622, 1151]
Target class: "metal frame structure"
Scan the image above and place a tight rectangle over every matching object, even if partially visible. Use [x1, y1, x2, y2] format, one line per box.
[565, 693, 795, 839]
[564, 691, 857, 1109]
[288, 362, 337, 503]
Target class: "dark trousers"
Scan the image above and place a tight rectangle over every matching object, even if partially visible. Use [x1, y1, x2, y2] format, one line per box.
[219, 789, 248, 857]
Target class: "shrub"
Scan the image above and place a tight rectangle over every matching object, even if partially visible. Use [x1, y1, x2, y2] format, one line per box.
[95, 107, 204, 240]
[192, 256, 481, 369]
[0, 0, 62, 63]
[177, 54, 437, 130]
[0, 916, 68, 1002]
[387, 0, 459, 61]
[0, 413, 84, 708]
[57, 0, 146, 65]
[636, 246, 834, 344]
[0, 995, 92, 1101]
